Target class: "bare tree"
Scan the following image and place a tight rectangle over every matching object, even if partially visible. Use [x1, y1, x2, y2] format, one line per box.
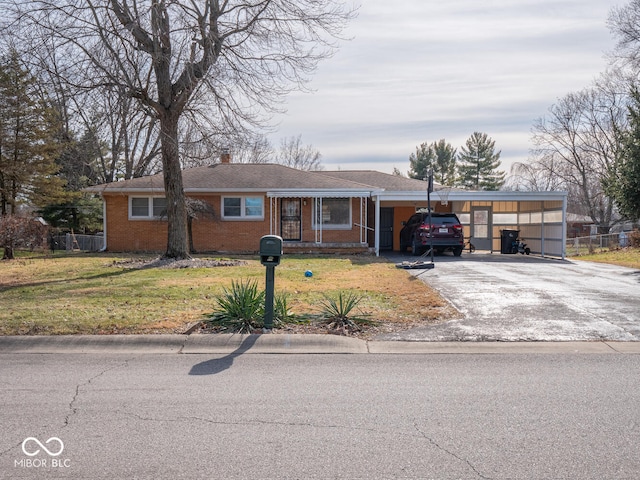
[232, 136, 275, 164]
[277, 135, 323, 170]
[83, 88, 161, 182]
[5, 1, 354, 259]
[608, 0, 640, 72]
[523, 76, 628, 231]
[0, 215, 47, 260]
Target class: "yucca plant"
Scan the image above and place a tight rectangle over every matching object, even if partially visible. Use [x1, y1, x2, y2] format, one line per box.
[207, 279, 265, 333]
[274, 292, 297, 326]
[317, 291, 373, 333]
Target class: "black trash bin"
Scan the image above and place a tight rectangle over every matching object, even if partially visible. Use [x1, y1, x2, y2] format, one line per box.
[500, 229, 519, 254]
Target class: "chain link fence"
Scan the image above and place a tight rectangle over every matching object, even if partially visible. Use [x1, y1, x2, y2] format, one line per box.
[566, 232, 632, 256]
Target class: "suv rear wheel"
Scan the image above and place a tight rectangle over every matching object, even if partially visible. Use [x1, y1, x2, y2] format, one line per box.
[411, 236, 422, 256]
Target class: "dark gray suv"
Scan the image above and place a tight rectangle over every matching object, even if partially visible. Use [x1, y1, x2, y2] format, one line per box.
[399, 212, 464, 256]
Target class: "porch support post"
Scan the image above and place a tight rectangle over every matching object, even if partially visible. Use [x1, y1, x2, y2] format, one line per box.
[541, 202, 546, 257]
[561, 194, 567, 260]
[374, 196, 380, 256]
[314, 197, 323, 244]
[269, 197, 275, 235]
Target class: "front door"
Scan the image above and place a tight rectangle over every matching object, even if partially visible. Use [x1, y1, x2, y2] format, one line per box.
[471, 207, 492, 251]
[380, 208, 394, 250]
[281, 199, 301, 241]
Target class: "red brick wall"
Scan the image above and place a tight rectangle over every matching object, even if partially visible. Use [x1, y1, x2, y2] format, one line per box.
[105, 195, 168, 252]
[190, 194, 271, 253]
[104, 194, 365, 253]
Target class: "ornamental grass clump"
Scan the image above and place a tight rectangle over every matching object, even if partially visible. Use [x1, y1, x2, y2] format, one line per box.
[317, 291, 373, 334]
[207, 280, 299, 333]
[208, 279, 265, 333]
[274, 291, 298, 325]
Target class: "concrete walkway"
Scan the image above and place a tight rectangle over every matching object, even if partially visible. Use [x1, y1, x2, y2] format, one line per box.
[1, 334, 640, 354]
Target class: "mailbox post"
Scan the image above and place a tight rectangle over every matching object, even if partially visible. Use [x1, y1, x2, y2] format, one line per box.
[259, 235, 283, 331]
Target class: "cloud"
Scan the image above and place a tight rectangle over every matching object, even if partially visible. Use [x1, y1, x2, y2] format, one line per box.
[270, 0, 621, 174]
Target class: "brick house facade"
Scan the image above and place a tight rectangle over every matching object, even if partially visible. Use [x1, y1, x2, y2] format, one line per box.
[88, 163, 377, 254]
[87, 162, 568, 257]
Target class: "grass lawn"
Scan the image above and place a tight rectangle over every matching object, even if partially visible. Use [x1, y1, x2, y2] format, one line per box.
[0, 251, 456, 336]
[569, 247, 640, 269]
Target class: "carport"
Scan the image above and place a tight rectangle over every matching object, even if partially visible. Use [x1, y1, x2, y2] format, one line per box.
[373, 189, 568, 259]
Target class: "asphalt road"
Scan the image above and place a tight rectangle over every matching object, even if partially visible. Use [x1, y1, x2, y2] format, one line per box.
[2, 352, 640, 479]
[380, 253, 640, 341]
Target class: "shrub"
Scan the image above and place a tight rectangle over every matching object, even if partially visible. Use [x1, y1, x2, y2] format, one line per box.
[274, 292, 299, 326]
[206, 281, 299, 333]
[317, 291, 373, 334]
[628, 229, 640, 248]
[207, 279, 265, 333]
[0, 215, 47, 260]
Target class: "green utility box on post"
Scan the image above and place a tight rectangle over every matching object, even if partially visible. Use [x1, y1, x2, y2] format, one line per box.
[259, 235, 283, 331]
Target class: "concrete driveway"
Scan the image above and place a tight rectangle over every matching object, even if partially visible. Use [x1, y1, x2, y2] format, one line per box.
[378, 253, 640, 342]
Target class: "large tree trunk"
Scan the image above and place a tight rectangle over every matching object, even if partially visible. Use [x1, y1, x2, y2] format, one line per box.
[159, 112, 190, 260]
[2, 246, 14, 260]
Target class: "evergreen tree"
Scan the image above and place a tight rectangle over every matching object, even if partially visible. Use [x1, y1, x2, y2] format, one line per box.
[0, 51, 65, 215]
[457, 132, 505, 190]
[408, 142, 435, 180]
[432, 139, 457, 186]
[606, 87, 640, 222]
[408, 139, 457, 184]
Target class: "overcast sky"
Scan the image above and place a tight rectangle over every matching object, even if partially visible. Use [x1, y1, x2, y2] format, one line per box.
[268, 0, 623, 176]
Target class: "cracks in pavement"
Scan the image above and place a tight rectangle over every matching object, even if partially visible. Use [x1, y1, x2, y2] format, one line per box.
[115, 410, 399, 436]
[63, 358, 133, 428]
[0, 440, 22, 461]
[413, 423, 492, 480]
[0, 360, 132, 461]
[113, 409, 492, 479]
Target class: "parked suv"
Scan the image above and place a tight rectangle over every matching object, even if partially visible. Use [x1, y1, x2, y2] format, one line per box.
[399, 211, 464, 256]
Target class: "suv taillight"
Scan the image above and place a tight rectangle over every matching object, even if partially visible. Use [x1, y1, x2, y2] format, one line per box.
[453, 224, 463, 233]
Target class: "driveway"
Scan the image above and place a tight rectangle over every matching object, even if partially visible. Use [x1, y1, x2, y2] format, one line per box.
[378, 253, 640, 342]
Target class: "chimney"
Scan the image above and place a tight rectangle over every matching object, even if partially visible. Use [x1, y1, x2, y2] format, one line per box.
[220, 147, 231, 164]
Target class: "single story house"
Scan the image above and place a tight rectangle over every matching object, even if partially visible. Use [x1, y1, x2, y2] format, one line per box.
[86, 157, 568, 258]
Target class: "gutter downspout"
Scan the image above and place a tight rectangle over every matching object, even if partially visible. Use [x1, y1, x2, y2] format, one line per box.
[562, 193, 567, 260]
[374, 195, 380, 256]
[99, 197, 108, 252]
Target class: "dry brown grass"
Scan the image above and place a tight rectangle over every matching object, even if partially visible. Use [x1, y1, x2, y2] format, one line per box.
[0, 253, 457, 337]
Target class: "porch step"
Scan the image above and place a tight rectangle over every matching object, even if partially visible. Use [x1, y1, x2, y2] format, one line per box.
[282, 242, 372, 255]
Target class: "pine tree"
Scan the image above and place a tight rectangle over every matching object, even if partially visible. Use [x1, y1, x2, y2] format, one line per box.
[432, 139, 457, 186]
[607, 87, 640, 222]
[457, 132, 505, 191]
[0, 51, 65, 215]
[408, 142, 435, 180]
[408, 139, 457, 184]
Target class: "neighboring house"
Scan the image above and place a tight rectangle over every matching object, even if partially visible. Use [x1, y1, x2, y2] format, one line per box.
[86, 157, 568, 258]
[566, 213, 596, 238]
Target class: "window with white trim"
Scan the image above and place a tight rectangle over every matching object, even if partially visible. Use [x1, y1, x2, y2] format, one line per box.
[129, 197, 167, 219]
[222, 196, 264, 219]
[313, 198, 351, 229]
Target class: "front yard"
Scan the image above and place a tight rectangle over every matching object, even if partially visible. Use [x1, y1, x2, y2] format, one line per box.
[0, 252, 457, 338]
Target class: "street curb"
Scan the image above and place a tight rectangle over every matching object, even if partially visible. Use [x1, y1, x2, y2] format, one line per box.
[183, 333, 367, 354]
[0, 334, 186, 354]
[368, 341, 640, 354]
[1, 334, 640, 354]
